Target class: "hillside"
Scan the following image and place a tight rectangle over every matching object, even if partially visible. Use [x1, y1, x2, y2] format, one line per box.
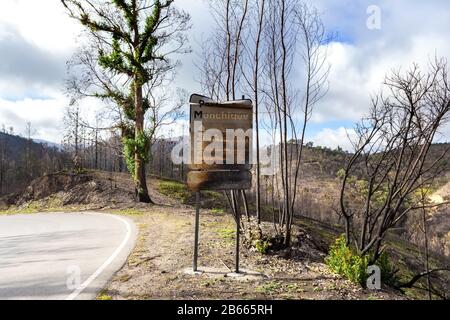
[257, 143, 450, 258]
[0, 131, 69, 196]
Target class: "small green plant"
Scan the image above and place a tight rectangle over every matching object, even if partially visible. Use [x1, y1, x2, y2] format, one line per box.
[97, 294, 113, 301]
[326, 235, 397, 287]
[217, 228, 235, 242]
[256, 281, 282, 294]
[325, 234, 369, 285]
[203, 190, 222, 201]
[376, 251, 396, 285]
[254, 239, 270, 254]
[211, 208, 225, 215]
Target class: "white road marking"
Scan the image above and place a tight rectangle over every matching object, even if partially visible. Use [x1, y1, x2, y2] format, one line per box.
[65, 213, 132, 300]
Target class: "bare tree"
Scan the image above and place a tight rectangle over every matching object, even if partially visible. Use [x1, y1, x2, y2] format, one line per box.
[63, 104, 83, 170]
[145, 88, 187, 148]
[0, 126, 12, 195]
[198, 0, 330, 248]
[244, 0, 266, 224]
[62, 0, 191, 203]
[200, 0, 251, 101]
[263, 0, 299, 246]
[289, 3, 331, 232]
[339, 58, 450, 263]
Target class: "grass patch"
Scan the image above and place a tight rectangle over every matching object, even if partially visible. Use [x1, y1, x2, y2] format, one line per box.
[211, 208, 225, 215]
[112, 208, 146, 216]
[217, 227, 235, 243]
[200, 279, 223, 287]
[157, 180, 190, 203]
[0, 198, 68, 215]
[203, 190, 222, 201]
[297, 218, 339, 245]
[285, 283, 305, 293]
[0, 207, 38, 215]
[385, 236, 448, 300]
[256, 281, 283, 294]
[97, 293, 113, 300]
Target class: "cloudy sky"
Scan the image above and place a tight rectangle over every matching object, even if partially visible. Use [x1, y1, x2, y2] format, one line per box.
[0, 0, 449, 149]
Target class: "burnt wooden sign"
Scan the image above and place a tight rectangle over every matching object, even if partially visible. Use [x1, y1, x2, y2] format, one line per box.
[187, 94, 253, 191]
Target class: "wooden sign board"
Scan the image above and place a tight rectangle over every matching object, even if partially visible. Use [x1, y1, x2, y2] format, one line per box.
[187, 94, 253, 191]
[188, 170, 252, 192]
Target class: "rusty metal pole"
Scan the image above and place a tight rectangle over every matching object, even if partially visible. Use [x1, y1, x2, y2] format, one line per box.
[231, 190, 240, 273]
[235, 208, 240, 273]
[193, 191, 200, 272]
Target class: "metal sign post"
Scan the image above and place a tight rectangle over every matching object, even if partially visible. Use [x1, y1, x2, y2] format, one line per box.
[193, 191, 200, 272]
[188, 94, 253, 274]
[232, 190, 241, 274]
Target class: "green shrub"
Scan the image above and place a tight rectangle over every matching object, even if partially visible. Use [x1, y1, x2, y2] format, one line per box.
[377, 251, 396, 285]
[325, 235, 369, 285]
[254, 239, 270, 254]
[325, 235, 396, 287]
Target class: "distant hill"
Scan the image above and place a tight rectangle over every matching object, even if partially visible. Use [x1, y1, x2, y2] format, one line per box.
[33, 139, 64, 151]
[278, 142, 450, 258]
[0, 132, 63, 161]
[298, 142, 450, 180]
[0, 131, 69, 195]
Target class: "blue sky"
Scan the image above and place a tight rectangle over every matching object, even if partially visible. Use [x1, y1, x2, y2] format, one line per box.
[0, 0, 449, 149]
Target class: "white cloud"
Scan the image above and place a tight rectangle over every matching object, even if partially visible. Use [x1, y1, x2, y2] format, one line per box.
[0, 97, 66, 142]
[310, 127, 357, 151]
[0, 95, 110, 143]
[311, 42, 374, 123]
[306, 0, 450, 131]
[0, 0, 81, 54]
[312, 34, 450, 124]
[0, 23, 68, 99]
[0, 0, 449, 147]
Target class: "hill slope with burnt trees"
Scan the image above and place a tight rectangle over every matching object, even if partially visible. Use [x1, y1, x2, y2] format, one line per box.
[0, 131, 69, 196]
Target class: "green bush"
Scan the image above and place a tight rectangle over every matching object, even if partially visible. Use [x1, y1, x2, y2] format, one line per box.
[325, 235, 369, 285]
[254, 239, 270, 254]
[377, 251, 396, 285]
[325, 235, 396, 287]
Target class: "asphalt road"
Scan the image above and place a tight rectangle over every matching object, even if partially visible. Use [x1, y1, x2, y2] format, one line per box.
[0, 212, 136, 300]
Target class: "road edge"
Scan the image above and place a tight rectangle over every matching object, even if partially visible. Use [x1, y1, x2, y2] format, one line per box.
[66, 212, 138, 300]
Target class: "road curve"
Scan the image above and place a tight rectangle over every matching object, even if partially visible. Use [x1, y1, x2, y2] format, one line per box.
[0, 212, 137, 300]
